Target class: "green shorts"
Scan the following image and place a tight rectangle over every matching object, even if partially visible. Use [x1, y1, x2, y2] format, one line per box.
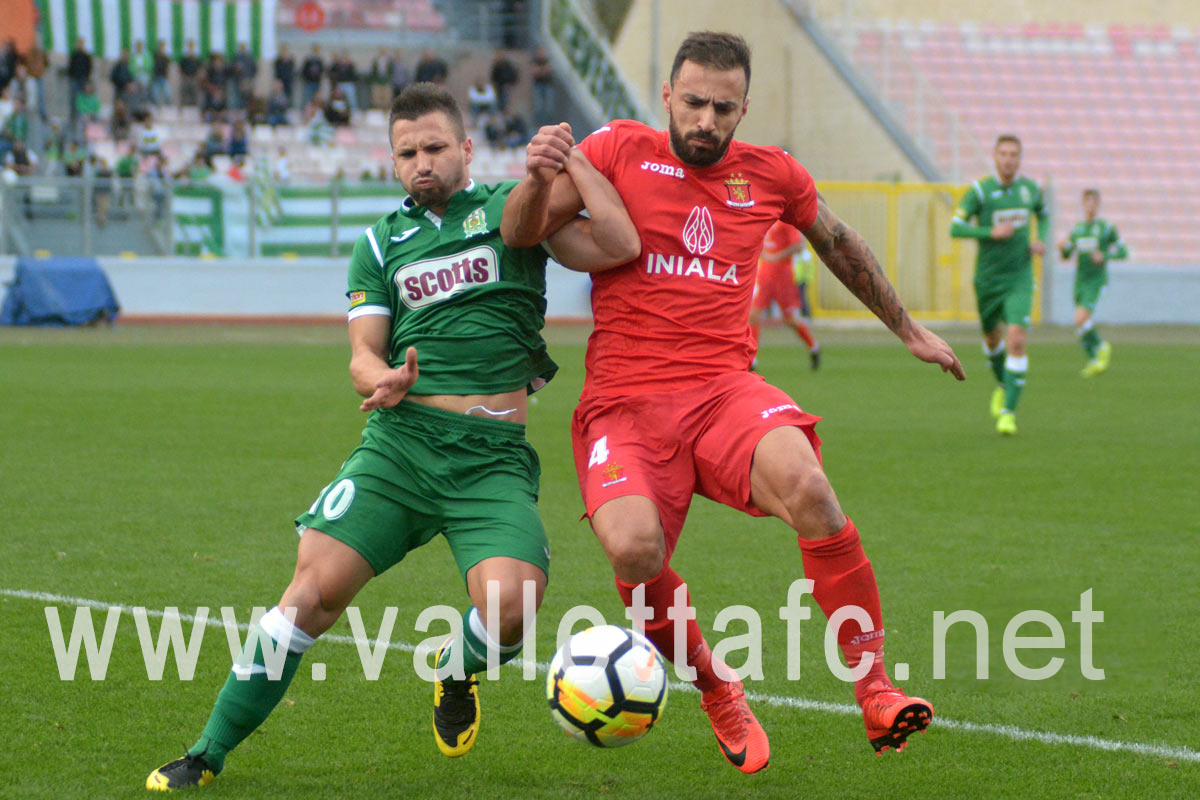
[1073, 272, 1107, 311]
[294, 400, 548, 582]
[975, 269, 1034, 333]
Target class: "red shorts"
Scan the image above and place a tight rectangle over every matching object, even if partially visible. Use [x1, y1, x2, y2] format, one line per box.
[751, 268, 802, 316]
[571, 371, 821, 562]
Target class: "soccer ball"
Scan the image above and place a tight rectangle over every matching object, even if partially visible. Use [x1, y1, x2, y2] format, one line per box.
[546, 625, 669, 747]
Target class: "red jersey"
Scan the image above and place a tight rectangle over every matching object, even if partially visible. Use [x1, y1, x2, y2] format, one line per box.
[758, 220, 803, 284]
[577, 119, 818, 398]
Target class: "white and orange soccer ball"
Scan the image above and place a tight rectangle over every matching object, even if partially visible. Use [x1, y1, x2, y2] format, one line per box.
[546, 625, 669, 747]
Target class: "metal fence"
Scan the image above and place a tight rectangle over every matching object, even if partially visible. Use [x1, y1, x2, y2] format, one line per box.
[0, 176, 175, 258]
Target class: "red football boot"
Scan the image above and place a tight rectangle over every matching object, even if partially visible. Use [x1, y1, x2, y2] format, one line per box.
[700, 681, 770, 774]
[859, 680, 934, 754]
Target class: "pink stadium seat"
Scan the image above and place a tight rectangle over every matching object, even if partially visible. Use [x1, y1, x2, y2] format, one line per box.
[848, 18, 1200, 262]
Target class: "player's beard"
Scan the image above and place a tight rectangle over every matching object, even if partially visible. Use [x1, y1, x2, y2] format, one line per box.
[405, 162, 465, 209]
[668, 112, 734, 168]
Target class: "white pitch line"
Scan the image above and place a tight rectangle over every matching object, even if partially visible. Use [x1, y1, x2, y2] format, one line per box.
[5, 587, 1198, 764]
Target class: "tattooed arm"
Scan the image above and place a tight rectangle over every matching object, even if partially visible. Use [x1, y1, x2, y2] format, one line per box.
[804, 194, 965, 380]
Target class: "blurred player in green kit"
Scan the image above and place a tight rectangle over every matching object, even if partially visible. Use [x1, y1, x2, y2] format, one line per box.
[1058, 188, 1127, 377]
[950, 135, 1048, 435]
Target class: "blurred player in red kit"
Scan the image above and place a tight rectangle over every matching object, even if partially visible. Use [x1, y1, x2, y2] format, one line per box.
[750, 219, 821, 369]
[503, 31, 963, 773]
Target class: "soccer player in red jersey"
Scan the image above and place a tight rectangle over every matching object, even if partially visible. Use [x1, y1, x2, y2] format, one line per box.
[503, 32, 964, 773]
[750, 219, 821, 369]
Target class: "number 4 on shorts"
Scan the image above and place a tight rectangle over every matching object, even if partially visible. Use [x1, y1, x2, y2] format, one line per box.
[587, 436, 610, 468]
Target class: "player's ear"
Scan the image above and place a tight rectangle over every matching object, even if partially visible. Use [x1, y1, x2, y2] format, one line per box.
[462, 136, 473, 166]
[661, 80, 671, 113]
[742, 94, 749, 117]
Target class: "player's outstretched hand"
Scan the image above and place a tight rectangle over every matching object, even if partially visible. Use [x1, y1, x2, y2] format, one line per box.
[904, 323, 965, 380]
[360, 347, 419, 411]
[525, 122, 574, 184]
[1029, 241, 1047, 256]
[1090, 250, 1104, 264]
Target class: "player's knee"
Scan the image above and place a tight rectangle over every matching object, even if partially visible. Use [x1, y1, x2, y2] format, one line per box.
[481, 583, 536, 644]
[785, 465, 844, 536]
[603, 527, 666, 584]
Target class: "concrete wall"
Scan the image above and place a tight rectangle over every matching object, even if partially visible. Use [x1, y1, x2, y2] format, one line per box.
[0, 256, 597, 319]
[611, 0, 925, 181]
[1047, 265, 1200, 326]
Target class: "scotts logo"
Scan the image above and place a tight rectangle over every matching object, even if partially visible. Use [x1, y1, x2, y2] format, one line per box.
[396, 245, 498, 309]
[682, 206, 714, 255]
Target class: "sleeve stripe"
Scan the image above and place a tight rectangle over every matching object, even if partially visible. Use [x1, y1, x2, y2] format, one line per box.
[347, 305, 391, 321]
[972, 182, 983, 202]
[365, 227, 385, 269]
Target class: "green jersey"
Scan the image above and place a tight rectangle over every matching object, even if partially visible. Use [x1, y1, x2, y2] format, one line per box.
[1060, 218, 1127, 278]
[347, 179, 557, 396]
[950, 174, 1048, 278]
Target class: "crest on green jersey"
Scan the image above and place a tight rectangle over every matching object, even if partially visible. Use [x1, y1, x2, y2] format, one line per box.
[463, 208, 488, 238]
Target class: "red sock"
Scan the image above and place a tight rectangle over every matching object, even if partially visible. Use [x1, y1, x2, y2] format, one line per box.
[793, 320, 816, 349]
[616, 567, 724, 692]
[797, 519, 889, 703]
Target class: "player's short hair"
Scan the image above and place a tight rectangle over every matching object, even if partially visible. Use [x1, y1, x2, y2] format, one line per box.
[669, 31, 752, 93]
[995, 134, 1022, 151]
[1082, 188, 1100, 199]
[388, 82, 466, 144]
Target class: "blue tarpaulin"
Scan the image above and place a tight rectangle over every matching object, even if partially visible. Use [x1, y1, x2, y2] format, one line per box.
[0, 258, 120, 326]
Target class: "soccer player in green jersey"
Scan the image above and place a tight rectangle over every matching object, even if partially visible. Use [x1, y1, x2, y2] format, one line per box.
[146, 84, 639, 791]
[950, 134, 1048, 435]
[1058, 188, 1127, 377]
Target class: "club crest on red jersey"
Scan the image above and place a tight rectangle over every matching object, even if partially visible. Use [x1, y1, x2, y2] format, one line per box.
[682, 205, 715, 255]
[725, 172, 754, 209]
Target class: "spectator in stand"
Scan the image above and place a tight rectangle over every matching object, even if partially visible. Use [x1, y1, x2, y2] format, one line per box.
[40, 122, 64, 174]
[8, 63, 29, 106]
[489, 50, 519, 112]
[227, 120, 249, 158]
[368, 48, 392, 110]
[90, 155, 113, 226]
[414, 49, 448, 84]
[266, 79, 291, 127]
[22, 46, 49, 121]
[272, 145, 289, 184]
[123, 81, 152, 122]
[467, 76, 498, 123]
[502, 112, 528, 149]
[323, 86, 351, 126]
[180, 150, 214, 183]
[3, 85, 31, 145]
[0, 39, 16, 97]
[109, 97, 133, 142]
[131, 41, 153, 93]
[205, 52, 230, 106]
[329, 52, 357, 110]
[111, 49, 135, 102]
[201, 84, 228, 123]
[74, 80, 101, 138]
[530, 44, 553, 126]
[114, 141, 138, 208]
[274, 44, 296, 105]
[300, 45, 324, 109]
[67, 38, 93, 119]
[64, 139, 89, 177]
[5, 137, 34, 169]
[146, 152, 169, 220]
[233, 42, 257, 110]
[137, 114, 164, 158]
[245, 91, 267, 126]
[389, 49, 411, 99]
[204, 123, 226, 159]
[179, 40, 202, 108]
[152, 41, 172, 107]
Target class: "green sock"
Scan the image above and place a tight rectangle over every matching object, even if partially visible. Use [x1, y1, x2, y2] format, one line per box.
[1003, 355, 1027, 412]
[189, 610, 311, 773]
[987, 347, 1006, 383]
[1081, 328, 1101, 359]
[437, 607, 523, 679]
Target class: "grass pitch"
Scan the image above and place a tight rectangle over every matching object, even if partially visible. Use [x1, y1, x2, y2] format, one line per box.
[2, 322, 1198, 799]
